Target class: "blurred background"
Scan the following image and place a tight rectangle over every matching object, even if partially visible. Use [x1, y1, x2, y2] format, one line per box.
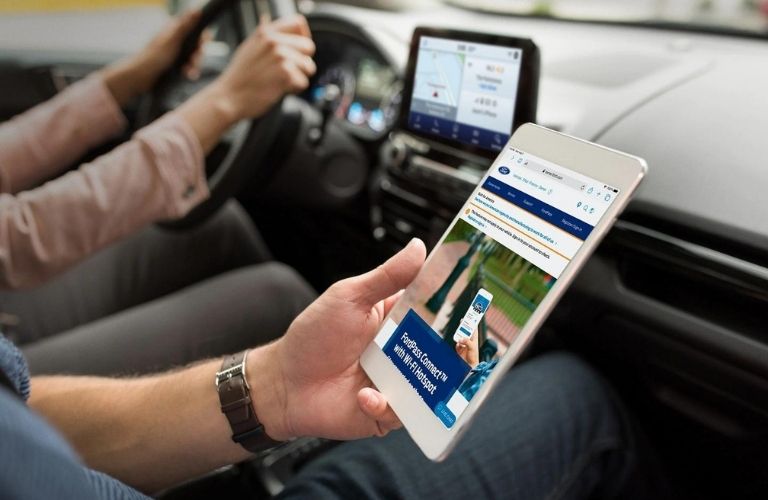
[1, 0, 767, 35]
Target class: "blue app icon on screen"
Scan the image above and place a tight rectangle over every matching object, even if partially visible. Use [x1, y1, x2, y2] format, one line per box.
[498, 166, 510, 175]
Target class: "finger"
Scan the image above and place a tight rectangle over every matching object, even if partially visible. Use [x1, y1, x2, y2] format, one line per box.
[184, 29, 212, 78]
[183, 49, 203, 80]
[381, 290, 405, 317]
[371, 289, 404, 325]
[200, 28, 214, 46]
[358, 388, 402, 435]
[376, 409, 403, 434]
[294, 15, 312, 38]
[269, 14, 311, 38]
[276, 45, 316, 77]
[282, 63, 310, 93]
[347, 238, 427, 308]
[270, 32, 316, 56]
[183, 63, 201, 80]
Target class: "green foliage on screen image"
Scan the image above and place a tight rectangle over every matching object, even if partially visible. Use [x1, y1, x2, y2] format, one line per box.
[443, 216, 479, 243]
[442, 218, 555, 328]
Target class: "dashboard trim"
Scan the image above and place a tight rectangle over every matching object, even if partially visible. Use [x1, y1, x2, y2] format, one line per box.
[614, 220, 768, 286]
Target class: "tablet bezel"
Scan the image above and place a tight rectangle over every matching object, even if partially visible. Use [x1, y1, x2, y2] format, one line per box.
[397, 26, 540, 160]
[361, 123, 647, 461]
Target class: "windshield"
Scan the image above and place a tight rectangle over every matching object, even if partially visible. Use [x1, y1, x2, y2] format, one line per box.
[445, 0, 768, 37]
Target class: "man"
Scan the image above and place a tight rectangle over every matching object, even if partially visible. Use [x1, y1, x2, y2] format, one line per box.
[1, 239, 645, 499]
[0, 13, 317, 375]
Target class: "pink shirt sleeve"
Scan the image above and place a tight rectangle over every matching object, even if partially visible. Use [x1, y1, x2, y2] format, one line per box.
[0, 111, 208, 289]
[0, 75, 127, 194]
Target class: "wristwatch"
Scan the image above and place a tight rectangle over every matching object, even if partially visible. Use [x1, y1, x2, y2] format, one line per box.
[216, 350, 280, 453]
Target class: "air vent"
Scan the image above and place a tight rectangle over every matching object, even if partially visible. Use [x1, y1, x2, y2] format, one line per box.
[376, 176, 451, 248]
[611, 222, 768, 343]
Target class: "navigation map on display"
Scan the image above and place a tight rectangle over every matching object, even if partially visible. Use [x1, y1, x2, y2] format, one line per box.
[413, 50, 464, 107]
[408, 36, 523, 152]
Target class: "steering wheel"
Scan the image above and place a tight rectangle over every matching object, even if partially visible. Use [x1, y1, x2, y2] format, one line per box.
[138, 0, 295, 230]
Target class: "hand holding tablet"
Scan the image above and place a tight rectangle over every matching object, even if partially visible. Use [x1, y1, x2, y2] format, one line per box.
[361, 123, 647, 460]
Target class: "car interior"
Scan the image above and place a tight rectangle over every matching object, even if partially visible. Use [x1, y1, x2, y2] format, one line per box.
[0, 0, 767, 498]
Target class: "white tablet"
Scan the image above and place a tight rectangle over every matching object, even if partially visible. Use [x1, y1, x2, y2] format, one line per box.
[361, 123, 647, 460]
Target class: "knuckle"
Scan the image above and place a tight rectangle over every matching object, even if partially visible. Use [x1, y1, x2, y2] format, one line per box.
[262, 34, 278, 50]
[279, 61, 293, 76]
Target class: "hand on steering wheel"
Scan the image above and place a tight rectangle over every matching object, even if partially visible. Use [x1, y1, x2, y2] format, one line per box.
[214, 16, 315, 124]
[138, 0, 315, 229]
[101, 9, 208, 107]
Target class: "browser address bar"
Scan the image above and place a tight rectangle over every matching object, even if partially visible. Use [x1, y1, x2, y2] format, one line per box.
[520, 159, 587, 192]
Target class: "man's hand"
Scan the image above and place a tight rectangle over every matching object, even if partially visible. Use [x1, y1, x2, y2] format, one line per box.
[28, 239, 424, 491]
[456, 330, 480, 368]
[249, 238, 427, 441]
[102, 9, 206, 106]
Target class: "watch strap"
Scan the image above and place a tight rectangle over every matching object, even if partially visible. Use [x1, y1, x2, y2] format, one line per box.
[217, 350, 280, 453]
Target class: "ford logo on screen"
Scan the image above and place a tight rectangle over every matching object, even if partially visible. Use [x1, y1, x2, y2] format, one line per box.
[498, 166, 510, 175]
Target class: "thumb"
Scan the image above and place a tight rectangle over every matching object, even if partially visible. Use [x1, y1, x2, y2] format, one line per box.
[348, 238, 426, 307]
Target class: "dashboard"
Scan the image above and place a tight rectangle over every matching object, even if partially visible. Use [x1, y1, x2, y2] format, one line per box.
[307, 18, 403, 140]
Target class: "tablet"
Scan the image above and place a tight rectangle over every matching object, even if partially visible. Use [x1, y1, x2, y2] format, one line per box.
[361, 123, 647, 460]
[399, 27, 539, 158]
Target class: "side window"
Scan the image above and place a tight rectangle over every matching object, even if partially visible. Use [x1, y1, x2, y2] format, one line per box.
[0, 0, 168, 14]
[0, 0, 169, 52]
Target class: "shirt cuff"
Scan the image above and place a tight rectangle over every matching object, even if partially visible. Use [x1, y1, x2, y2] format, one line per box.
[134, 112, 209, 219]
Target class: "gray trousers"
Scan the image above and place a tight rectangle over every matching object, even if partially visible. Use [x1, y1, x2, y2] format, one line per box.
[0, 202, 316, 376]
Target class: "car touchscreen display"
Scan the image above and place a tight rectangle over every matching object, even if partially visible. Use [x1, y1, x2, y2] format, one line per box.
[372, 146, 620, 428]
[406, 36, 523, 152]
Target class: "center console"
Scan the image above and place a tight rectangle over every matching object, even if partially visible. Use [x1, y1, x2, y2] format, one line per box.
[371, 27, 540, 249]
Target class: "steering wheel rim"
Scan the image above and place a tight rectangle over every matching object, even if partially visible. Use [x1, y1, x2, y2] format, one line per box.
[138, 0, 292, 230]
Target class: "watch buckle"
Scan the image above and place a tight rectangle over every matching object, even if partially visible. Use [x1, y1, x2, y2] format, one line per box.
[215, 364, 244, 387]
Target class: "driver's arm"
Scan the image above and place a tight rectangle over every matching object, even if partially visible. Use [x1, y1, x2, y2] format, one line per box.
[0, 16, 315, 289]
[0, 113, 207, 289]
[0, 10, 203, 195]
[0, 75, 127, 195]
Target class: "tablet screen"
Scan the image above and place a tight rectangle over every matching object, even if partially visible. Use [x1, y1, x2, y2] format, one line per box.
[373, 146, 620, 428]
[406, 36, 523, 152]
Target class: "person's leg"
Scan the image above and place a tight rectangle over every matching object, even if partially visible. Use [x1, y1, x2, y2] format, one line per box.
[278, 353, 643, 500]
[22, 263, 315, 376]
[1, 201, 271, 346]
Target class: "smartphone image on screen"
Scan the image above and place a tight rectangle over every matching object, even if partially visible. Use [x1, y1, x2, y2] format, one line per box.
[452, 288, 493, 343]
